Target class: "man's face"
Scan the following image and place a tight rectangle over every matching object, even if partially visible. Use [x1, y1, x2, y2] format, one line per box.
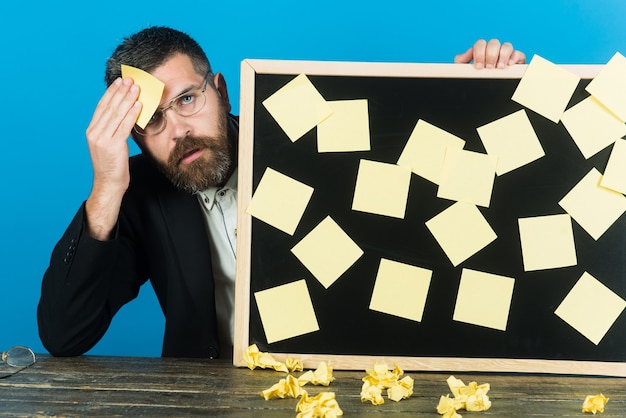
[140, 53, 234, 193]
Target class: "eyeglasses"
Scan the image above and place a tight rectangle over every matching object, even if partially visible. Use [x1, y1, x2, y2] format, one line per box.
[134, 75, 211, 137]
[0, 346, 36, 379]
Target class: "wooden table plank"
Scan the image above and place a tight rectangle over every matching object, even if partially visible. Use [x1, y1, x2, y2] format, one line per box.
[0, 355, 624, 416]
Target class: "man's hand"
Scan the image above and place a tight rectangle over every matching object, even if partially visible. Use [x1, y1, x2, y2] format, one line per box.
[84, 77, 142, 240]
[455, 39, 526, 69]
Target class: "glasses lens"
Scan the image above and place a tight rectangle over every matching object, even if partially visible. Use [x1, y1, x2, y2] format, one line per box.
[6, 346, 36, 367]
[174, 91, 206, 117]
[140, 111, 166, 136]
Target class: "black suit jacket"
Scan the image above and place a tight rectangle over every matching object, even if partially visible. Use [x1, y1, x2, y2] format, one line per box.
[37, 154, 221, 358]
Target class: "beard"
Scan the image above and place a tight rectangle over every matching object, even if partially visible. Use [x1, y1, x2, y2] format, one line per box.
[152, 110, 233, 194]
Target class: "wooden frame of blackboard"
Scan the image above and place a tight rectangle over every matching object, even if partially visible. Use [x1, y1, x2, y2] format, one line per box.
[233, 59, 626, 377]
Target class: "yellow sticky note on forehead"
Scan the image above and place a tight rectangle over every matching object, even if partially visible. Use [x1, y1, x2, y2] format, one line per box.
[120, 64, 165, 129]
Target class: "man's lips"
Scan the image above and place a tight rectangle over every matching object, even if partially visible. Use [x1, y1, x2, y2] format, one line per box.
[179, 148, 204, 165]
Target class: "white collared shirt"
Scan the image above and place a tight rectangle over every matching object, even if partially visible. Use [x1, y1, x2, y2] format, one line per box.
[196, 169, 237, 357]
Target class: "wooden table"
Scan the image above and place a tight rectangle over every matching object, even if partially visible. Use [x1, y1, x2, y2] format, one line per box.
[1, 355, 625, 416]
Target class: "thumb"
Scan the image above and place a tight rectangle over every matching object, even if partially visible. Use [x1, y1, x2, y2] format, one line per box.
[454, 47, 474, 64]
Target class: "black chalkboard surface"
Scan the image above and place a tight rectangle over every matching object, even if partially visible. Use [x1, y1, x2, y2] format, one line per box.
[233, 60, 626, 376]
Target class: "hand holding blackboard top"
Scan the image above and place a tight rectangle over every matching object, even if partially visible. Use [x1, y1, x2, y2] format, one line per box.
[36, 24, 525, 361]
[455, 38, 527, 68]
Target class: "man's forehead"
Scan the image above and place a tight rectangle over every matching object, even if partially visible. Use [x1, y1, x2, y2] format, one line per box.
[150, 54, 205, 101]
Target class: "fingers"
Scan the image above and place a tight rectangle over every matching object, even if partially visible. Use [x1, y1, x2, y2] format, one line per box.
[508, 49, 527, 65]
[485, 39, 504, 68]
[453, 47, 475, 64]
[87, 77, 141, 146]
[85, 77, 141, 194]
[456, 39, 526, 69]
[471, 39, 488, 68]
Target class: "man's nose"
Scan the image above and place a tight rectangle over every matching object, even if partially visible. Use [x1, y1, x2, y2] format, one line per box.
[165, 109, 192, 140]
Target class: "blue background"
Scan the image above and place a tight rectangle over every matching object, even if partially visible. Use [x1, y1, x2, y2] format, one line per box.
[2, 1, 625, 357]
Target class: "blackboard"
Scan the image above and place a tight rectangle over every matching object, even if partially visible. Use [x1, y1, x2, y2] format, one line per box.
[233, 60, 626, 376]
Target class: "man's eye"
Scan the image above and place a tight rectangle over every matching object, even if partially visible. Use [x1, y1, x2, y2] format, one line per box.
[147, 111, 163, 126]
[178, 94, 196, 106]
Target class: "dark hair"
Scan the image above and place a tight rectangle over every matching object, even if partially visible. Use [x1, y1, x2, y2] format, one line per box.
[104, 26, 211, 86]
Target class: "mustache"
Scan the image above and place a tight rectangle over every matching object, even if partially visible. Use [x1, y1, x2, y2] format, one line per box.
[168, 135, 225, 166]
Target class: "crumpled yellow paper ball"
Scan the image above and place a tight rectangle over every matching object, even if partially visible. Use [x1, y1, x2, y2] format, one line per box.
[582, 394, 609, 414]
[296, 391, 343, 418]
[286, 357, 304, 372]
[360, 362, 413, 404]
[436, 375, 491, 416]
[260, 374, 304, 400]
[243, 344, 303, 373]
[298, 361, 335, 386]
[243, 344, 288, 372]
[436, 394, 464, 418]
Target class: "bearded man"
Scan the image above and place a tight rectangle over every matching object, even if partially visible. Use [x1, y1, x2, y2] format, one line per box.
[37, 27, 525, 359]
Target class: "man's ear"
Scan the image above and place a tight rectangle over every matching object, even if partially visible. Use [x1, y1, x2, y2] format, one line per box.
[213, 72, 231, 113]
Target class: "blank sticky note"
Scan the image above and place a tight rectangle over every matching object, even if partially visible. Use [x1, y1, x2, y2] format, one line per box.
[397, 119, 466, 184]
[555, 272, 626, 345]
[586, 52, 626, 122]
[254, 279, 320, 344]
[453, 268, 515, 331]
[559, 168, 626, 240]
[369, 259, 432, 322]
[518, 214, 577, 272]
[291, 216, 364, 289]
[601, 139, 626, 194]
[121, 64, 165, 129]
[437, 147, 498, 208]
[512, 55, 581, 123]
[561, 96, 626, 159]
[262, 74, 333, 142]
[352, 159, 412, 219]
[246, 167, 314, 235]
[317, 99, 370, 152]
[425, 202, 497, 267]
[477, 109, 545, 175]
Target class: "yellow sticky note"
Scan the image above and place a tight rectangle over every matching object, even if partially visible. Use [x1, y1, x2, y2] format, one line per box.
[246, 167, 314, 235]
[437, 147, 498, 208]
[586, 52, 626, 122]
[453, 269, 515, 331]
[291, 216, 364, 289]
[512, 55, 581, 123]
[262, 74, 333, 142]
[601, 139, 626, 194]
[352, 159, 412, 219]
[559, 168, 626, 240]
[254, 279, 320, 344]
[120, 64, 165, 129]
[425, 202, 497, 267]
[561, 96, 626, 159]
[317, 99, 371, 152]
[397, 119, 466, 184]
[477, 109, 545, 175]
[369, 259, 432, 322]
[518, 214, 577, 272]
[555, 272, 626, 345]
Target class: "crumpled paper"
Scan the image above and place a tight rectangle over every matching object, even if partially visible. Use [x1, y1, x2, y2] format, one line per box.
[582, 394, 609, 414]
[298, 361, 335, 386]
[261, 360, 338, 405]
[243, 344, 302, 372]
[360, 362, 414, 404]
[261, 374, 304, 400]
[436, 375, 491, 417]
[286, 357, 304, 372]
[296, 391, 343, 418]
[436, 394, 464, 418]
